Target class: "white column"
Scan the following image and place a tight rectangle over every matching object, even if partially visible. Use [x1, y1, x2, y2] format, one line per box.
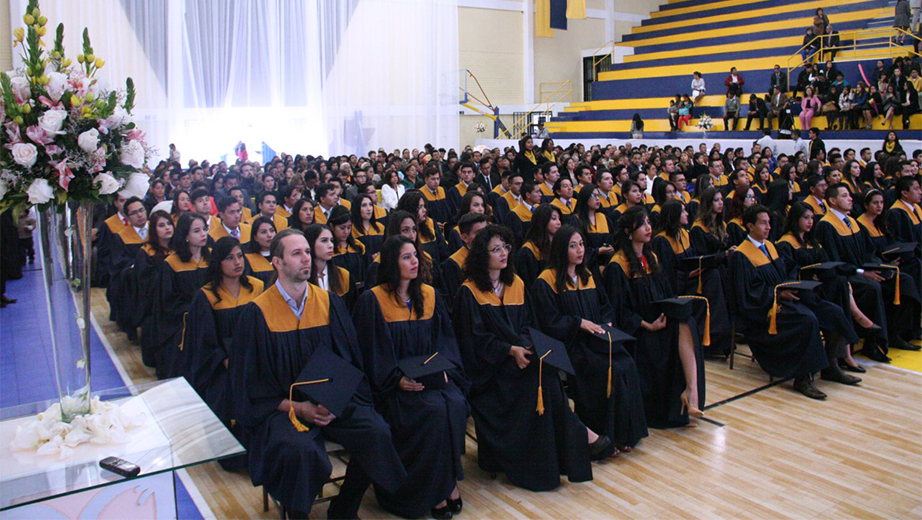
[523, 0, 534, 104]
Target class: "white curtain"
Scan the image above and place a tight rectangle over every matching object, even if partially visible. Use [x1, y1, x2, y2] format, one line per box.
[9, 0, 459, 162]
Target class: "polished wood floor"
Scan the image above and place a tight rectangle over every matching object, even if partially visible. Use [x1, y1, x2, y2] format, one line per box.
[90, 289, 922, 519]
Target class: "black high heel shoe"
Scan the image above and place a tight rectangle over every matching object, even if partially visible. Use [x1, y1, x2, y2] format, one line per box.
[431, 504, 452, 519]
[448, 496, 463, 514]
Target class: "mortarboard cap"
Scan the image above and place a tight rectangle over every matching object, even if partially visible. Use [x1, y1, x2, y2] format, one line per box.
[654, 298, 695, 321]
[587, 324, 635, 404]
[397, 352, 456, 389]
[863, 263, 902, 304]
[769, 280, 821, 335]
[680, 253, 725, 271]
[528, 327, 575, 376]
[880, 242, 918, 262]
[288, 349, 364, 432]
[799, 261, 849, 281]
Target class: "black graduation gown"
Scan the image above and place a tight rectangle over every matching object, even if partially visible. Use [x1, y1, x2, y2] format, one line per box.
[131, 245, 170, 367]
[233, 284, 406, 514]
[603, 252, 706, 428]
[154, 254, 208, 379]
[726, 218, 747, 248]
[446, 227, 464, 254]
[727, 240, 828, 378]
[183, 277, 264, 470]
[421, 187, 452, 227]
[353, 285, 469, 518]
[816, 212, 919, 344]
[419, 218, 449, 263]
[531, 269, 648, 450]
[106, 227, 146, 335]
[514, 242, 546, 291]
[365, 250, 442, 295]
[353, 223, 386, 262]
[93, 213, 127, 287]
[656, 230, 734, 357]
[441, 247, 469, 304]
[244, 252, 276, 286]
[505, 203, 535, 249]
[453, 276, 592, 491]
[885, 201, 922, 313]
[333, 242, 366, 290]
[581, 212, 613, 271]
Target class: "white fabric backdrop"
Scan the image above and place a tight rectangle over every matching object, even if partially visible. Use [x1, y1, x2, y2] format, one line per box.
[8, 0, 459, 162]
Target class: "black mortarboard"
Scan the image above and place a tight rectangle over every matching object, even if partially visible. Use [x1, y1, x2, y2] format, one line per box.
[585, 324, 635, 404]
[288, 349, 364, 432]
[680, 253, 725, 271]
[397, 352, 456, 389]
[880, 242, 918, 262]
[528, 327, 575, 376]
[799, 261, 848, 281]
[654, 298, 695, 321]
[769, 280, 821, 334]
[863, 263, 897, 280]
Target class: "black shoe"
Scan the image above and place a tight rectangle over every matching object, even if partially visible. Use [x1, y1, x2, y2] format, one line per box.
[793, 375, 827, 400]
[589, 434, 611, 460]
[857, 322, 883, 337]
[1, 296, 16, 305]
[448, 497, 463, 515]
[820, 365, 862, 385]
[838, 360, 867, 373]
[889, 337, 921, 351]
[431, 504, 453, 519]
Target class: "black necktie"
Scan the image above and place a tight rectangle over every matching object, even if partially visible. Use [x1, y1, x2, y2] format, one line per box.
[818, 200, 826, 212]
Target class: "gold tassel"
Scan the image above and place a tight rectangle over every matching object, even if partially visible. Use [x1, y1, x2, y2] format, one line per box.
[288, 379, 330, 432]
[536, 351, 549, 415]
[697, 257, 703, 294]
[178, 312, 189, 351]
[882, 264, 900, 305]
[769, 282, 798, 335]
[799, 263, 822, 281]
[679, 296, 710, 346]
[606, 332, 613, 398]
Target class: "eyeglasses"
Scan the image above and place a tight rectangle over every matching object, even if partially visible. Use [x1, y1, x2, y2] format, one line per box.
[589, 192, 602, 199]
[489, 244, 513, 255]
[127, 208, 145, 217]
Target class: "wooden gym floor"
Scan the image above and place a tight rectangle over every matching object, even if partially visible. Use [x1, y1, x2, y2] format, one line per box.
[90, 289, 922, 519]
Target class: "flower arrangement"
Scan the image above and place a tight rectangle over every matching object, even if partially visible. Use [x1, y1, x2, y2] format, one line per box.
[696, 114, 713, 132]
[474, 122, 486, 133]
[0, 0, 151, 215]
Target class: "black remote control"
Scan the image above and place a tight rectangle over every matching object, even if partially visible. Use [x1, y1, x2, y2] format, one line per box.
[100, 456, 141, 478]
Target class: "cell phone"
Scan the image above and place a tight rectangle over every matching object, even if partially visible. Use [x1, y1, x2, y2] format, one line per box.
[100, 456, 141, 478]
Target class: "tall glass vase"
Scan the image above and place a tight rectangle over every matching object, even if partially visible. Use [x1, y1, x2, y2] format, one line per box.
[36, 200, 94, 423]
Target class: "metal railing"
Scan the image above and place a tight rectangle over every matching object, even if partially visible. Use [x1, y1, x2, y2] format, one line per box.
[787, 27, 921, 91]
[507, 81, 573, 138]
[589, 40, 618, 80]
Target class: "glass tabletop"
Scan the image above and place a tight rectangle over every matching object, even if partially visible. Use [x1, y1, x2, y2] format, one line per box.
[0, 378, 244, 510]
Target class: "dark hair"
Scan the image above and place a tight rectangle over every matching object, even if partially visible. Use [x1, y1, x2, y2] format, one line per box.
[861, 189, 890, 237]
[350, 194, 380, 236]
[191, 188, 210, 205]
[895, 175, 918, 199]
[825, 182, 848, 202]
[377, 235, 425, 318]
[455, 190, 488, 222]
[655, 199, 686, 238]
[288, 198, 315, 232]
[396, 190, 434, 241]
[384, 210, 433, 284]
[652, 179, 675, 206]
[695, 187, 727, 242]
[146, 210, 174, 258]
[524, 204, 562, 259]
[316, 183, 335, 200]
[246, 216, 277, 254]
[547, 225, 592, 293]
[204, 237, 252, 304]
[269, 228, 306, 262]
[279, 184, 299, 203]
[124, 196, 145, 215]
[613, 206, 658, 280]
[328, 205, 358, 253]
[216, 196, 239, 213]
[742, 204, 770, 228]
[304, 223, 342, 295]
[727, 186, 752, 221]
[256, 190, 277, 207]
[464, 224, 516, 292]
[170, 189, 190, 216]
[171, 212, 211, 263]
[782, 202, 817, 247]
[457, 212, 488, 235]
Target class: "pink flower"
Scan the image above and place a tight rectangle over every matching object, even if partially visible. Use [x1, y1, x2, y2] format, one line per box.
[53, 160, 74, 191]
[4, 123, 23, 148]
[88, 147, 107, 174]
[126, 128, 146, 142]
[45, 144, 64, 157]
[38, 96, 63, 110]
[26, 125, 54, 146]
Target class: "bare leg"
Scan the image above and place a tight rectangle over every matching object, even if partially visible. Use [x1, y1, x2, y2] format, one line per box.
[678, 323, 703, 417]
[849, 283, 875, 328]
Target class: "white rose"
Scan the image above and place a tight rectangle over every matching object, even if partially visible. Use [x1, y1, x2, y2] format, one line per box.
[26, 178, 54, 204]
[11, 143, 38, 168]
[38, 109, 68, 136]
[119, 139, 145, 169]
[9, 75, 31, 104]
[93, 173, 120, 195]
[45, 71, 68, 102]
[77, 129, 100, 153]
[0, 178, 8, 201]
[104, 106, 128, 129]
[120, 171, 149, 199]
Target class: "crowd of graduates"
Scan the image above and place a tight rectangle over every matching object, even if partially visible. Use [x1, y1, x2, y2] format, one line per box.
[89, 135, 922, 519]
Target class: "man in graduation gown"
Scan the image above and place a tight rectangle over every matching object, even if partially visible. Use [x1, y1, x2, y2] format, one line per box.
[815, 183, 920, 358]
[884, 176, 922, 342]
[440, 213, 488, 302]
[106, 197, 149, 332]
[447, 162, 476, 220]
[233, 229, 406, 518]
[421, 166, 452, 227]
[728, 205, 856, 400]
[92, 192, 128, 287]
[505, 181, 542, 249]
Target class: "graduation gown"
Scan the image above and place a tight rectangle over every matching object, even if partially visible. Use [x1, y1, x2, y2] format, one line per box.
[244, 252, 275, 286]
[421, 186, 452, 226]
[353, 222, 386, 261]
[727, 240, 828, 378]
[885, 200, 922, 307]
[441, 247, 469, 303]
[514, 241, 546, 291]
[333, 241, 366, 290]
[531, 269, 648, 450]
[353, 285, 469, 518]
[505, 203, 535, 249]
[447, 182, 471, 220]
[453, 277, 592, 491]
[603, 252, 706, 428]
[366, 250, 442, 295]
[106, 226, 147, 333]
[582, 212, 613, 271]
[183, 277, 264, 469]
[131, 245, 171, 366]
[726, 218, 747, 248]
[652, 230, 733, 357]
[419, 218, 448, 263]
[233, 284, 406, 514]
[154, 254, 208, 379]
[93, 213, 127, 287]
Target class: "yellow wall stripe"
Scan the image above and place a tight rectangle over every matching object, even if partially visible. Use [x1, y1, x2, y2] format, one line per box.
[623, 36, 803, 63]
[651, 0, 780, 20]
[546, 115, 922, 133]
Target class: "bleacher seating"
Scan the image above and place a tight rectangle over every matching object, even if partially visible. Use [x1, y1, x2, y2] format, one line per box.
[548, 0, 920, 140]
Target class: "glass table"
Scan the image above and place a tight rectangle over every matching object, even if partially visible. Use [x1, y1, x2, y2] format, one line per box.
[0, 378, 243, 518]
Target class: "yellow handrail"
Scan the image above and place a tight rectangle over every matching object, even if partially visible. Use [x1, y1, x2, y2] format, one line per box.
[507, 81, 573, 138]
[786, 28, 921, 90]
[590, 40, 618, 81]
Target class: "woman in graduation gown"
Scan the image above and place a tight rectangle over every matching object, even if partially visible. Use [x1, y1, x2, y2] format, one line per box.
[603, 207, 706, 428]
[305, 224, 357, 310]
[183, 237, 263, 470]
[365, 211, 440, 291]
[690, 187, 733, 257]
[133, 211, 174, 367]
[575, 184, 615, 272]
[287, 198, 316, 234]
[725, 187, 756, 247]
[453, 224, 605, 491]
[328, 206, 366, 289]
[446, 191, 490, 252]
[351, 193, 385, 260]
[514, 204, 562, 290]
[549, 178, 578, 226]
[353, 235, 469, 519]
[153, 212, 210, 379]
[531, 225, 648, 454]
[398, 190, 448, 263]
[243, 216, 277, 285]
[653, 200, 734, 357]
[608, 179, 644, 224]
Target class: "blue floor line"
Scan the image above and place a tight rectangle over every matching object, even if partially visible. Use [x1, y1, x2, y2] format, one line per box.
[0, 255, 204, 520]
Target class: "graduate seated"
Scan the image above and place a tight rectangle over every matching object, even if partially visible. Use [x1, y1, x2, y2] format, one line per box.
[233, 229, 406, 518]
[209, 196, 251, 243]
[453, 224, 607, 491]
[328, 206, 366, 290]
[350, 193, 386, 260]
[728, 205, 860, 400]
[504, 180, 543, 249]
[106, 197, 149, 330]
[304, 224, 357, 310]
[92, 192, 129, 288]
[514, 205, 562, 290]
[353, 235, 470, 519]
[441, 213, 488, 303]
[242, 216, 277, 286]
[420, 165, 451, 227]
[134, 211, 174, 367]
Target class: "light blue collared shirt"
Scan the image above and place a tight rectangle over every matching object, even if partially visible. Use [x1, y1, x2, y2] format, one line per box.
[275, 280, 309, 320]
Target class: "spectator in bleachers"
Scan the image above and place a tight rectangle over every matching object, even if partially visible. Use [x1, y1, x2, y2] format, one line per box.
[877, 72, 891, 97]
[802, 27, 819, 63]
[724, 67, 745, 96]
[821, 85, 840, 130]
[769, 86, 789, 129]
[800, 86, 821, 130]
[900, 80, 920, 128]
[745, 94, 769, 131]
[724, 92, 741, 131]
[668, 99, 679, 131]
[769, 64, 788, 95]
[691, 72, 706, 104]
[824, 25, 841, 61]
[871, 60, 888, 86]
[813, 8, 829, 37]
[677, 94, 693, 130]
[882, 84, 901, 129]
[896, 0, 911, 45]
[892, 67, 908, 94]
[830, 71, 849, 93]
[795, 63, 816, 98]
[867, 84, 884, 127]
[837, 85, 854, 130]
